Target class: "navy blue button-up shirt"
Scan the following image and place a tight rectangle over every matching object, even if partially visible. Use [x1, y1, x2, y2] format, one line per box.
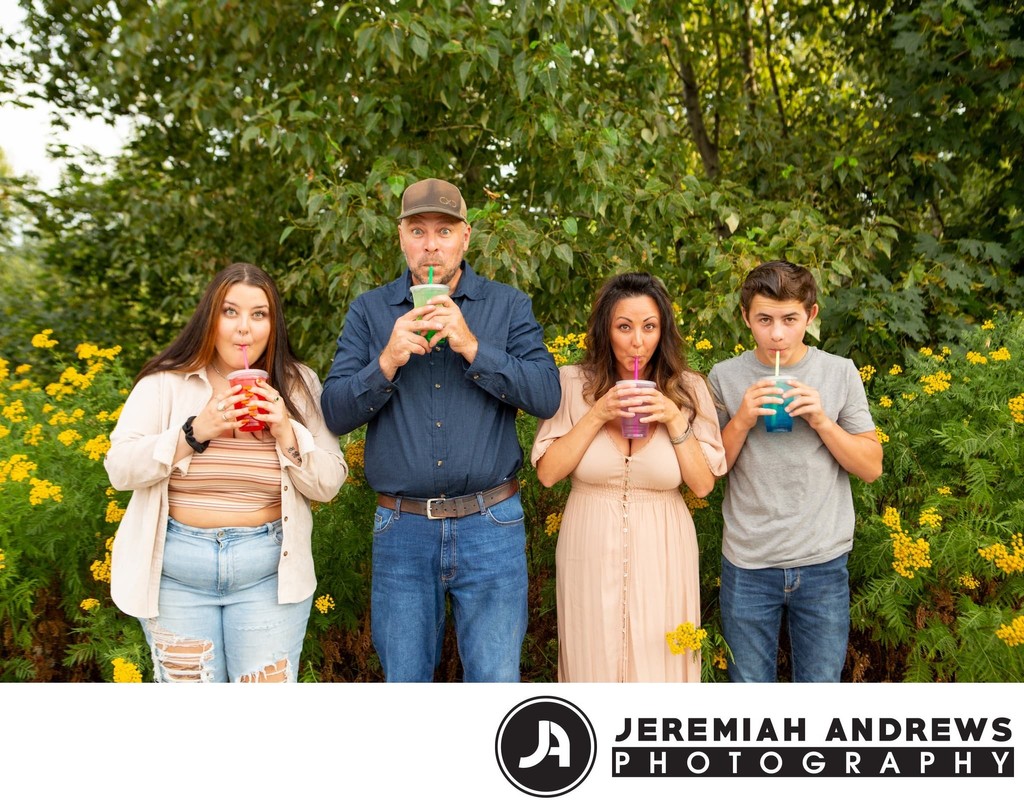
[321, 263, 560, 498]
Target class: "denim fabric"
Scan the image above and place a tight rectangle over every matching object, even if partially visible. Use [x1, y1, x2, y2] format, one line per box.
[141, 517, 312, 682]
[719, 553, 850, 683]
[370, 492, 528, 682]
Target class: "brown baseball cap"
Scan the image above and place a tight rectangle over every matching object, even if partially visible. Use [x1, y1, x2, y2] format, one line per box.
[398, 178, 468, 222]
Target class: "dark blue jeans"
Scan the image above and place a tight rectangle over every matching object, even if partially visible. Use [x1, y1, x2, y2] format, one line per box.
[720, 553, 850, 682]
[370, 492, 528, 682]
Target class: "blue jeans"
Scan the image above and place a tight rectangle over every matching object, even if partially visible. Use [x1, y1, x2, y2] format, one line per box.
[371, 492, 528, 682]
[719, 553, 850, 683]
[141, 517, 312, 683]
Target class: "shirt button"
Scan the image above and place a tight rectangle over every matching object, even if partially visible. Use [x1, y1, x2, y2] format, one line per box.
[473, 374, 480, 380]
[283, 485, 289, 491]
[385, 387, 393, 393]
[369, 406, 375, 412]
[283, 550, 289, 557]
[283, 516, 289, 522]
[434, 383, 441, 389]
[435, 421, 442, 428]
[437, 460, 443, 467]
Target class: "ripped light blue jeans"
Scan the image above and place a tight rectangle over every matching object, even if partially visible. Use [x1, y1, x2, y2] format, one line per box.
[141, 517, 312, 683]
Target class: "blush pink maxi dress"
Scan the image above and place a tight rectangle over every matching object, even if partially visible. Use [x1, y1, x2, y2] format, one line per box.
[531, 365, 726, 682]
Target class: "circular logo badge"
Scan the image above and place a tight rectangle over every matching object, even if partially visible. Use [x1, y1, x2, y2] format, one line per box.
[495, 696, 597, 797]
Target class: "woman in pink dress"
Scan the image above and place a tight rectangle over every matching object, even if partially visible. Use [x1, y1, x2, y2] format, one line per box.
[531, 272, 726, 682]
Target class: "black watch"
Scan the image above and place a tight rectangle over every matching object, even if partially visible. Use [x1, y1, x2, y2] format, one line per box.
[182, 416, 210, 453]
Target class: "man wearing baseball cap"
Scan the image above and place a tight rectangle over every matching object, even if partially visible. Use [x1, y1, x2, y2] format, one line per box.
[321, 178, 560, 682]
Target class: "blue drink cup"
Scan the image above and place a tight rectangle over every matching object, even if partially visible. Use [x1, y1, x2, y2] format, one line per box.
[763, 376, 795, 433]
[615, 379, 657, 438]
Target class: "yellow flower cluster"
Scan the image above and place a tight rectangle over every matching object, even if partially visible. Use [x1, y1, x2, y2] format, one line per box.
[966, 351, 988, 365]
[57, 429, 81, 446]
[3, 400, 28, 422]
[76, 343, 122, 361]
[23, 424, 43, 446]
[879, 395, 893, 408]
[544, 331, 585, 366]
[29, 478, 63, 505]
[937, 486, 951, 495]
[981, 320, 995, 330]
[683, 488, 709, 514]
[891, 529, 931, 579]
[1010, 394, 1024, 425]
[105, 499, 126, 524]
[881, 507, 901, 531]
[666, 621, 707, 655]
[712, 649, 727, 670]
[314, 594, 335, 614]
[920, 370, 951, 395]
[733, 344, 745, 355]
[901, 392, 917, 401]
[875, 427, 889, 444]
[46, 362, 107, 399]
[82, 434, 111, 462]
[91, 550, 112, 583]
[544, 511, 563, 536]
[889, 365, 903, 375]
[0, 425, 8, 440]
[0, 548, 5, 571]
[957, 573, 979, 590]
[344, 439, 365, 469]
[48, 408, 85, 426]
[112, 657, 143, 683]
[996, 616, 1024, 648]
[15, 364, 31, 374]
[96, 405, 123, 422]
[919, 347, 933, 357]
[859, 365, 876, 383]
[918, 507, 942, 530]
[80, 598, 101, 611]
[0, 357, 8, 382]
[989, 347, 1011, 362]
[1, 454, 38, 483]
[978, 534, 1024, 575]
[31, 329, 59, 349]
[694, 339, 713, 351]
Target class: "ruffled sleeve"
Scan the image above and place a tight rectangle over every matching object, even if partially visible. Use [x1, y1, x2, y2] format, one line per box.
[530, 365, 584, 466]
[687, 373, 727, 477]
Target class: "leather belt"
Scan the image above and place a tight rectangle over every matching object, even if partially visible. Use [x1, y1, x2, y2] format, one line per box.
[376, 480, 519, 520]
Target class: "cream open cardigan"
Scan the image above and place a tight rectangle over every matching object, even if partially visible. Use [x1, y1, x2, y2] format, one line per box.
[104, 365, 347, 618]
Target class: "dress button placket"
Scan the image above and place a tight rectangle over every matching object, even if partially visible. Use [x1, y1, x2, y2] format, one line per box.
[620, 455, 632, 683]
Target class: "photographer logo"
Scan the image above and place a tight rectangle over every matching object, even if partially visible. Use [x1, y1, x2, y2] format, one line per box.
[495, 696, 596, 797]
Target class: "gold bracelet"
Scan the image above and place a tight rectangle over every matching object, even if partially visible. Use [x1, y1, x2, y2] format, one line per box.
[669, 425, 693, 445]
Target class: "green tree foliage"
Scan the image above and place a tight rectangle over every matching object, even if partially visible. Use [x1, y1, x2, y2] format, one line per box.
[4, 0, 1021, 373]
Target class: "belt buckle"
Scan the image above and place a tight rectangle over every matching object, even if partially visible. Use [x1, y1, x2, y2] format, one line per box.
[425, 497, 446, 520]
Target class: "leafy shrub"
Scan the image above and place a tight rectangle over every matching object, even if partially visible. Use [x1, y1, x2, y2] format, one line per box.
[2, 316, 1022, 682]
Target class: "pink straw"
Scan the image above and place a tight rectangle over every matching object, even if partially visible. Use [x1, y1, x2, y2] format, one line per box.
[241, 344, 250, 370]
[634, 355, 639, 381]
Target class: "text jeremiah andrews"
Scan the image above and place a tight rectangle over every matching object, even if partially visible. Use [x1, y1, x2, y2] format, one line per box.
[614, 716, 1012, 744]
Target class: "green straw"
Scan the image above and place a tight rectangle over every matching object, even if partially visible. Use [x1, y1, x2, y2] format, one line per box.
[428, 265, 434, 284]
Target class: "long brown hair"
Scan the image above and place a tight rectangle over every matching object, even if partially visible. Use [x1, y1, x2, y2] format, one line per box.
[579, 272, 702, 421]
[135, 262, 312, 426]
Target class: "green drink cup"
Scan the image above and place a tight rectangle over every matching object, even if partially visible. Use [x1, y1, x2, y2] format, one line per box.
[411, 283, 449, 341]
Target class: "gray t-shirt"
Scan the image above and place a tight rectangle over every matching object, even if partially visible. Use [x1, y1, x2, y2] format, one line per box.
[707, 347, 875, 569]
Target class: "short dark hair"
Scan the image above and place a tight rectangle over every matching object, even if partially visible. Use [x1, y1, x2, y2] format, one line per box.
[740, 261, 817, 315]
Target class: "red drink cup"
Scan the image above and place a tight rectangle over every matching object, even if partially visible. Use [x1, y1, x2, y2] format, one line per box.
[226, 369, 269, 432]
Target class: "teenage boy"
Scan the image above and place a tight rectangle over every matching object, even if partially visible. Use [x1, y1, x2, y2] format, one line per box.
[707, 261, 882, 682]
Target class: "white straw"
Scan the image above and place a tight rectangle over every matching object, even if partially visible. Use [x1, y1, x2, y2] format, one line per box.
[774, 351, 780, 377]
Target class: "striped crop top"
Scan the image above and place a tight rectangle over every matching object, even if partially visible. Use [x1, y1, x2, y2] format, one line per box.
[168, 437, 282, 512]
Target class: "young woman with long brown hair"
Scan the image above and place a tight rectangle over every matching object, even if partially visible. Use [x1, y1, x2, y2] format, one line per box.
[105, 262, 346, 682]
